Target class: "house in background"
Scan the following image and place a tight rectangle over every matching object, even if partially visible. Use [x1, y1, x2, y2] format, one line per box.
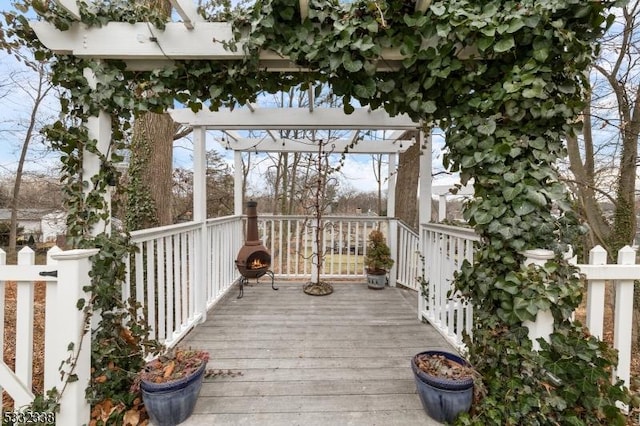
[0, 209, 66, 243]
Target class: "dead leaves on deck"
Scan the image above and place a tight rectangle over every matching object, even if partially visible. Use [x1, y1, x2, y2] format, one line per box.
[90, 398, 149, 426]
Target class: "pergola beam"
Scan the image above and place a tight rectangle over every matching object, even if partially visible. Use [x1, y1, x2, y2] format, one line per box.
[220, 137, 414, 153]
[169, 108, 418, 130]
[30, 21, 404, 71]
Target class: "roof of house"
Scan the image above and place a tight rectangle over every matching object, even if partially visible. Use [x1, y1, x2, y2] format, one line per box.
[0, 209, 59, 221]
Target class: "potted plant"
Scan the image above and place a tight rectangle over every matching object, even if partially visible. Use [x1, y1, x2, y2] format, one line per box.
[132, 347, 209, 426]
[364, 229, 394, 289]
[411, 350, 481, 423]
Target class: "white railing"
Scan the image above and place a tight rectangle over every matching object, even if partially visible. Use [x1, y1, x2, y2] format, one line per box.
[419, 223, 479, 349]
[256, 214, 386, 279]
[204, 216, 244, 308]
[417, 224, 639, 389]
[0, 246, 96, 426]
[395, 221, 420, 290]
[127, 216, 242, 349]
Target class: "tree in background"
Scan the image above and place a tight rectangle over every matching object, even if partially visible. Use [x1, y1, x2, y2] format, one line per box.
[567, 1, 640, 255]
[171, 151, 234, 221]
[125, 0, 191, 230]
[565, 1, 640, 347]
[0, 52, 54, 253]
[394, 130, 419, 229]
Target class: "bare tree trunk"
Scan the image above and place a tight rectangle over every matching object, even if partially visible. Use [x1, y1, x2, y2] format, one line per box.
[395, 131, 419, 230]
[566, 100, 612, 250]
[287, 153, 301, 214]
[9, 64, 51, 254]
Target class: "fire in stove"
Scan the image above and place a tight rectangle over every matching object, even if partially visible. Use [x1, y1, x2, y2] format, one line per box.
[250, 258, 268, 270]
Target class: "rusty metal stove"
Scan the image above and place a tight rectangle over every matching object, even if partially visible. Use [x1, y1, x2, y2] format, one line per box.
[235, 200, 277, 298]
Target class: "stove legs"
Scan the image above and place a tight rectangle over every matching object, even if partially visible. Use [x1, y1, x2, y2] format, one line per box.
[237, 270, 278, 299]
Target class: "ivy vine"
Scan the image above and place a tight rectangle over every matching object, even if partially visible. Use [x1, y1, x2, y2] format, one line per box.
[3, 0, 636, 423]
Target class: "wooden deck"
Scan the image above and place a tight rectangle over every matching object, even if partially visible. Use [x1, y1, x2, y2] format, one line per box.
[178, 281, 456, 426]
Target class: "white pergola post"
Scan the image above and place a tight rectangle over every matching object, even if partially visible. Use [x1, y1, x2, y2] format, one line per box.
[193, 126, 208, 323]
[387, 153, 397, 287]
[417, 129, 432, 319]
[82, 68, 112, 237]
[193, 126, 207, 222]
[234, 151, 244, 216]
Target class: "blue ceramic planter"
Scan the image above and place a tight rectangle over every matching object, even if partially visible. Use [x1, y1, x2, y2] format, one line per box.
[411, 350, 474, 423]
[141, 362, 206, 426]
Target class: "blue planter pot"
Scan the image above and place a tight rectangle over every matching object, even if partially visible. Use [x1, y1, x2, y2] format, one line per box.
[141, 362, 206, 426]
[411, 350, 474, 423]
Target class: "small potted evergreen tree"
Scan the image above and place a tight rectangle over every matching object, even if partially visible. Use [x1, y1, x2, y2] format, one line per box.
[364, 229, 394, 289]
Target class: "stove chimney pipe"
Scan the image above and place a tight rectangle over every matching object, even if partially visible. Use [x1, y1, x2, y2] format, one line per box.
[245, 200, 260, 245]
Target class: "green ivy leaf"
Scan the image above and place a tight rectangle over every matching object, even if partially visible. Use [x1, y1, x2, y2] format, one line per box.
[343, 57, 363, 72]
[430, 4, 446, 16]
[378, 80, 395, 93]
[478, 36, 494, 52]
[513, 199, 536, 216]
[473, 210, 494, 225]
[343, 103, 355, 114]
[477, 119, 497, 135]
[423, 100, 437, 114]
[493, 37, 515, 53]
[503, 185, 523, 201]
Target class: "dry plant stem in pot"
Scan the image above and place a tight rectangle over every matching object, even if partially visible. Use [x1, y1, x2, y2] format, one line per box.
[133, 348, 209, 426]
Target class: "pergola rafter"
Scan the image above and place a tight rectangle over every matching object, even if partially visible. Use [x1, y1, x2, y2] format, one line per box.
[169, 0, 204, 29]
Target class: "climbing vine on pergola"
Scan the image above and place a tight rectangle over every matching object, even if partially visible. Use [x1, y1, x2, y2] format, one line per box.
[7, 0, 634, 423]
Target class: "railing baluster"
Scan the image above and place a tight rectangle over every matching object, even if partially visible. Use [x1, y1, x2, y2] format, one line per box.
[586, 246, 607, 339]
[15, 247, 35, 407]
[613, 246, 635, 387]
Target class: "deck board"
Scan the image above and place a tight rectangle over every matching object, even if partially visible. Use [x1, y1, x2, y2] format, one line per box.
[176, 281, 455, 426]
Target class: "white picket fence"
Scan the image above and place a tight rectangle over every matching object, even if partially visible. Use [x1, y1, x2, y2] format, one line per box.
[0, 246, 96, 425]
[419, 222, 640, 389]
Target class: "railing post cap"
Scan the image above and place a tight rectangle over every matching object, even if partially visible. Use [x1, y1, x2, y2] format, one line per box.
[617, 245, 636, 264]
[50, 248, 100, 261]
[619, 245, 635, 254]
[522, 248, 554, 259]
